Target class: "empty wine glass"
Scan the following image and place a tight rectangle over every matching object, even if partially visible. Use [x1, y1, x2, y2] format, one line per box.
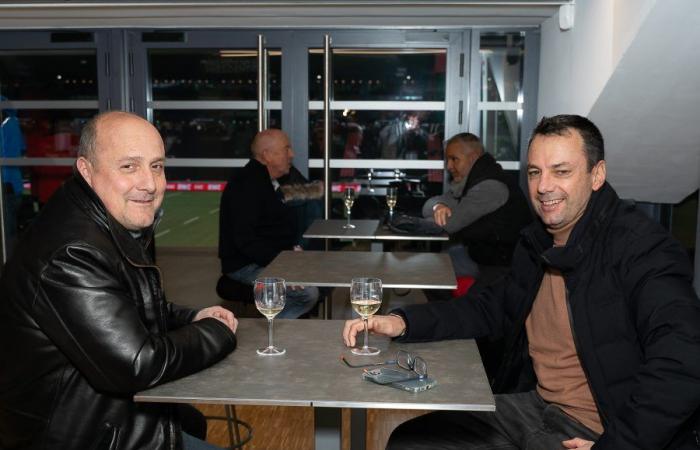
[386, 186, 398, 221]
[343, 187, 356, 229]
[254, 277, 286, 356]
[350, 277, 382, 356]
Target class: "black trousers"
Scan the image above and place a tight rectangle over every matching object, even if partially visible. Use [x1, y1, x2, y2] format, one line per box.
[387, 391, 599, 450]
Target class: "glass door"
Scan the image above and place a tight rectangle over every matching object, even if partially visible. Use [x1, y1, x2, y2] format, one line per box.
[130, 31, 292, 249]
[299, 30, 467, 220]
[0, 30, 111, 263]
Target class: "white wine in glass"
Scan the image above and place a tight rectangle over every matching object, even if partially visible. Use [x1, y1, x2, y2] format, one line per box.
[386, 186, 398, 221]
[343, 187, 356, 229]
[350, 277, 382, 356]
[254, 277, 286, 356]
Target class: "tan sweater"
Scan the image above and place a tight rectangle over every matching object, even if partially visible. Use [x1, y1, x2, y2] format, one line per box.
[525, 268, 604, 434]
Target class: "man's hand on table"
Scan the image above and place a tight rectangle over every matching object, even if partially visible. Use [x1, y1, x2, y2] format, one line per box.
[432, 203, 452, 227]
[194, 306, 238, 333]
[342, 314, 406, 347]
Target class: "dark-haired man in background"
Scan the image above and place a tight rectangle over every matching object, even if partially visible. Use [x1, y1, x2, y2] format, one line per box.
[344, 115, 700, 449]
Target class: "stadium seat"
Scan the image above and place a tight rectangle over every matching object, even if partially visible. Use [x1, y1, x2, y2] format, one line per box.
[215, 275, 258, 318]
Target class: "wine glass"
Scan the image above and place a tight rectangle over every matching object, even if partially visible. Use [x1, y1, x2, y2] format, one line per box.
[343, 187, 356, 229]
[350, 277, 382, 356]
[254, 277, 286, 356]
[386, 186, 398, 221]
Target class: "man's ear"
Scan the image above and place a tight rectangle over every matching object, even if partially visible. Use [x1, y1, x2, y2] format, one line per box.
[591, 160, 606, 191]
[76, 156, 94, 187]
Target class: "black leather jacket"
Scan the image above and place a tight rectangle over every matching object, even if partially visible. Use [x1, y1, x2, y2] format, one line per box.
[0, 174, 237, 450]
[399, 183, 700, 449]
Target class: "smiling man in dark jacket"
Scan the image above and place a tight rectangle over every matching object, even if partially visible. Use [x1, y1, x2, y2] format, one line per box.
[0, 111, 238, 450]
[343, 115, 700, 450]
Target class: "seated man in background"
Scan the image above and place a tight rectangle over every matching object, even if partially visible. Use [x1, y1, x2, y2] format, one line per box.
[344, 115, 700, 450]
[219, 129, 320, 318]
[422, 132, 532, 291]
[0, 111, 238, 450]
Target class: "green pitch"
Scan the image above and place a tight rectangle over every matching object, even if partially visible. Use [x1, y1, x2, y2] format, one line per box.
[155, 191, 221, 247]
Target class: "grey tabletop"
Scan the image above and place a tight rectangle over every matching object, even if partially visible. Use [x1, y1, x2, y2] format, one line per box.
[135, 319, 495, 412]
[259, 250, 457, 289]
[303, 219, 380, 239]
[303, 219, 449, 241]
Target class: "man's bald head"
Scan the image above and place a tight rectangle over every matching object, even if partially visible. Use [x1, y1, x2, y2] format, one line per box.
[75, 110, 166, 231]
[251, 129, 294, 179]
[78, 111, 158, 165]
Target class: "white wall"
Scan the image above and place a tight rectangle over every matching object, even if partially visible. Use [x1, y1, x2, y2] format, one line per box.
[537, 0, 615, 118]
[612, 0, 656, 63]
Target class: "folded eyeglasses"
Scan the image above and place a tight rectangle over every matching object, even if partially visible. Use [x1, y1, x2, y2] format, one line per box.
[342, 349, 428, 385]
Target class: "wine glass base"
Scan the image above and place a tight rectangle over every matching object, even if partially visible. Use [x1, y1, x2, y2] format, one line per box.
[342, 223, 356, 229]
[351, 346, 380, 356]
[257, 346, 286, 356]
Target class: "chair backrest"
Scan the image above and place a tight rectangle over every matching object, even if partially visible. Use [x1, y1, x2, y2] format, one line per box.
[216, 276, 254, 303]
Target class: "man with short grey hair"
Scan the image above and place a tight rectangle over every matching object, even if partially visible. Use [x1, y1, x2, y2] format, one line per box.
[423, 132, 531, 278]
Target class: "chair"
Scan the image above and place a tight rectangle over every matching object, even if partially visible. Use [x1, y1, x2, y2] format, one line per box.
[215, 275, 258, 318]
[202, 405, 253, 449]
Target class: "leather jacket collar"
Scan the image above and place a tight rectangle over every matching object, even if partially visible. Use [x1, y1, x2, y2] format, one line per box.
[65, 169, 159, 267]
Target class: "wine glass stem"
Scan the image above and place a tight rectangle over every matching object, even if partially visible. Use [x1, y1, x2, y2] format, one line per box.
[268, 318, 274, 349]
[362, 317, 369, 349]
[346, 208, 351, 226]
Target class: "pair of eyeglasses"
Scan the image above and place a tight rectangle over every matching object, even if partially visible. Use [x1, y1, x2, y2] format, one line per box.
[343, 350, 428, 385]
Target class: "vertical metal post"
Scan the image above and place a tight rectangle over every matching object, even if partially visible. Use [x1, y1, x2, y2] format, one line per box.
[323, 34, 332, 220]
[263, 47, 268, 130]
[322, 35, 333, 319]
[257, 34, 266, 132]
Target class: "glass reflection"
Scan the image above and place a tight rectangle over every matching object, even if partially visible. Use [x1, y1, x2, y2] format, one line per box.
[309, 49, 446, 101]
[308, 110, 444, 161]
[14, 109, 93, 205]
[149, 49, 281, 101]
[0, 51, 98, 100]
[480, 32, 525, 102]
[480, 110, 520, 161]
[309, 167, 438, 220]
[156, 190, 222, 247]
[153, 109, 281, 159]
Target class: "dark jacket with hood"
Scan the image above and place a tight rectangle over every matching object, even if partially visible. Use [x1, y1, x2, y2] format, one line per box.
[398, 182, 700, 449]
[0, 173, 237, 450]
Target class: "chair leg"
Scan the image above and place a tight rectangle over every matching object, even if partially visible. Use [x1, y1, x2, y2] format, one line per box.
[221, 404, 253, 449]
[323, 294, 332, 320]
[224, 405, 236, 449]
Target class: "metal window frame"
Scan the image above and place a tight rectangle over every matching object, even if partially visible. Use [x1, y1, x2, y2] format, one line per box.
[472, 28, 540, 172]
